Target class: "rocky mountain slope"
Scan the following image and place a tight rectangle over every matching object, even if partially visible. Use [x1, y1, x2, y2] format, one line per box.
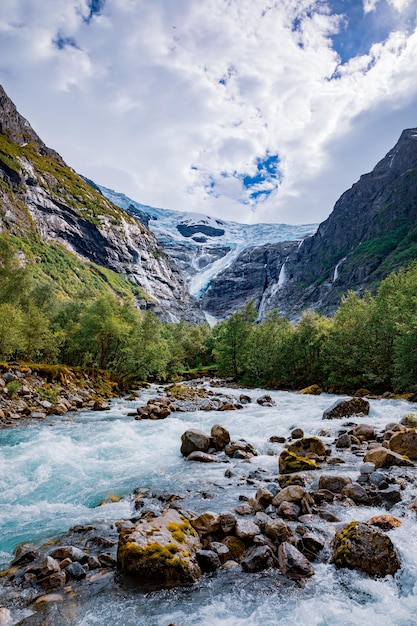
[0, 85, 201, 322]
[201, 129, 417, 319]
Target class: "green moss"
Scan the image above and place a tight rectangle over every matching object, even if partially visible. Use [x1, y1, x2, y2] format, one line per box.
[279, 449, 321, 473]
[166, 519, 197, 544]
[332, 521, 359, 561]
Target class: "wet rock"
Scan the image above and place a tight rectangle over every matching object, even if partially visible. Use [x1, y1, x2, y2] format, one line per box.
[222, 536, 246, 561]
[65, 561, 87, 580]
[300, 384, 322, 395]
[196, 549, 221, 572]
[377, 486, 402, 508]
[93, 400, 111, 411]
[296, 532, 325, 560]
[180, 429, 211, 457]
[367, 514, 402, 530]
[239, 394, 252, 404]
[290, 428, 304, 439]
[400, 414, 417, 427]
[11, 548, 40, 566]
[49, 546, 88, 563]
[209, 541, 230, 563]
[186, 451, 219, 463]
[30, 411, 46, 419]
[191, 512, 220, 536]
[87, 555, 101, 569]
[210, 424, 231, 450]
[278, 542, 314, 579]
[256, 394, 275, 406]
[318, 475, 352, 494]
[263, 518, 293, 543]
[341, 482, 370, 504]
[335, 433, 351, 448]
[235, 519, 260, 542]
[255, 486, 274, 507]
[0, 608, 12, 626]
[241, 545, 275, 572]
[269, 435, 287, 443]
[224, 439, 257, 459]
[389, 430, 417, 459]
[277, 501, 301, 520]
[117, 508, 202, 588]
[43, 570, 67, 589]
[360, 462, 376, 475]
[235, 503, 254, 516]
[352, 424, 375, 441]
[220, 511, 237, 534]
[272, 485, 306, 507]
[287, 436, 326, 458]
[331, 521, 401, 577]
[98, 553, 117, 568]
[279, 449, 321, 474]
[369, 471, 389, 489]
[41, 556, 60, 575]
[364, 447, 414, 469]
[323, 397, 370, 420]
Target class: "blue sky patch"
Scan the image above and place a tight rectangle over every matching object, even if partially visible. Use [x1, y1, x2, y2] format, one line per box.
[242, 153, 281, 200]
[53, 34, 79, 50]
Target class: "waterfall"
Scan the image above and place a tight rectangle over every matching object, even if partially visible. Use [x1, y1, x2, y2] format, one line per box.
[333, 257, 346, 282]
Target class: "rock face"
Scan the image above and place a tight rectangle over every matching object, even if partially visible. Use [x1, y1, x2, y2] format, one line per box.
[117, 508, 202, 587]
[389, 430, 417, 459]
[331, 521, 401, 577]
[0, 85, 201, 323]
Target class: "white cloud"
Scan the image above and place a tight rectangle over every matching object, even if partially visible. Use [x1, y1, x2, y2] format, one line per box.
[0, 0, 416, 225]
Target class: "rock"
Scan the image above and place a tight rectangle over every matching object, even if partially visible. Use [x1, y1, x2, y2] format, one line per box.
[220, 511, 237, 534]
[318, 475, 352, 494]
[196, 549, 221, 572]
[241, 545, 275, 572]
[290, 428, 304, 439]
[389, 430, 417, 459]
[331, 521, 401, 577]
[269, 435, 286, 443]
[186, 451, 219, 463]
[209, 541, 230, 563]
[222, 536, 246, 561]
[0, 608, 12, 626]
[180, 429, 210, 457]
[41, 556, 60, 575]
[11, 548, 40, 566]
[277, 501, 301, 520]
[224, 439, 257, 459]
[367, 514, 402, 530]
[235, 503, 254, 516]
[400, 414, 417, 427]
[33, 592, 65, 605]
[272, 485, 306, 507]
[49, 546, 88, 563]
[239, 394, 252, 404]
[46, 570, 67, 588]
[93, 400, 111, 411]
[369, 471, 389, 489]
[255, 486, 274, 507]
[117, 508, 202, 588]
[377, 486, 402, 507]
[335, 433, 352, 448]
[256, 394, 275, 406]
[296, 533, 325, 560]
[359, 462, 376, 475]
[323, 398, 370, 420]
[287, 436, 326, 458]
[300, 385, 322, 395]
[263, 518, 293, 543]
[364, 447, 414, 469]
[341, 482, 370, 504]
[65, 561, 87, 580]
[279, 449, 321, 474]
[352, 423, 375, 440]
[98, 553, 117, 568]
[190, 512, 220, 536]
[30, 411, 46, 419]
[235, 519, 260, 542]
[278, 542, 314, 579]
[210, 424, 231, 450]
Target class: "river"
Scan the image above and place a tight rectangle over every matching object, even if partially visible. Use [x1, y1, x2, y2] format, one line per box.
[1, 385, 417, 625]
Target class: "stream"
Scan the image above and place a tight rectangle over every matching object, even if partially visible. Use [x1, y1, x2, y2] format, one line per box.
[1, 385, 417, 625]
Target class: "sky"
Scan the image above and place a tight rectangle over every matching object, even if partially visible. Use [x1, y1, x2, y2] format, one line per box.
[0, 0, 416, 225]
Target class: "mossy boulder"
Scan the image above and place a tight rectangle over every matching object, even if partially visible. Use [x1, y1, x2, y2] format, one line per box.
[323, 397, 370, 420]
[300, 384, 322, 395]
[279, 449, 321, 474]
[117, 508, 202, 588]
[287, 436, 326, 458]
[331, 521, 400, 577]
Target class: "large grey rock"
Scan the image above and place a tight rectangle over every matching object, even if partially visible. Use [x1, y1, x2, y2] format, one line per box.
[180, 429, 211, 457]
[323, 398, 370, 420]
[241, 545, 275, 572]
[278, 542, 314, 579]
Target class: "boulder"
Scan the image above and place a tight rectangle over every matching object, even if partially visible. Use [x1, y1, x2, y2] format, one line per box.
[389, 430, 417, 459]
[263, 518, 293, 543]
[186, 451, 219, 463]
[180, 429, 210, 457]
[287, 437, 326, 458]
[65, 561, 87, 580]
[241, 545, 275, 572]
[300, 384, 322, 395]
[190, 511, 220, 536]
[290, 428, 304, 439]
[221, 536, 246, 561]
[196, 549, 221, 573]
[117, 508, 202, 588]
[278, 542, 314, 579]
[279, 449, 321, 474]
[272, 485, 306, 507]
[335, 433, 351, 448]
[367, 514, 402, 530]
[210, 424, 231, 450]
[318, 475, 352, 494]
[219, 511, 237, 534]
[340, 482, 370, 504]
[352, 423, 375, 440]
[364, 447, 414, 469]
[224, 439, 257, 459]
[235, 519, 260, 542]
[331, 521, 400, 577]
[323, 397, 370, 420]
[256, 394, 275, 406]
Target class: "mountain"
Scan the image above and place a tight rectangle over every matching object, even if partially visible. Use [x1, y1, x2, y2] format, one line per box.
[98, 185, 318, 317]
[0, 85, 201, 322]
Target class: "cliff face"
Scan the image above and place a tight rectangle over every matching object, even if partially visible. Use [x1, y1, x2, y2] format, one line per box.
[0, 85, 201, 322]
[199, 129, 417, 320]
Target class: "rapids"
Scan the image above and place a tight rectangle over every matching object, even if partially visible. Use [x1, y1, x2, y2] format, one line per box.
[1, 385, 417, 625]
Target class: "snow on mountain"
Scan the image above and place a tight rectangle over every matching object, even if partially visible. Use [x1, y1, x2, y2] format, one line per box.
[99, 185, 318, 299]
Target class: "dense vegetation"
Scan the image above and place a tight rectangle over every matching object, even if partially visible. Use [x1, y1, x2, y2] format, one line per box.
[2, 231, 417, 394]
